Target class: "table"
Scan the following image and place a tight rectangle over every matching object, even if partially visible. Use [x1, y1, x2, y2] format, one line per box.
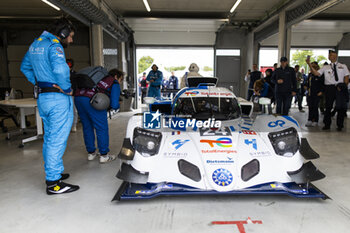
[0, 98, 43, 147]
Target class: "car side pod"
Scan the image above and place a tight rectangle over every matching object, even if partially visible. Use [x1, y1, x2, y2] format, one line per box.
[287, 161, 326, 184]
[299, 138, 320, 160]
[118, 138, 135, 160]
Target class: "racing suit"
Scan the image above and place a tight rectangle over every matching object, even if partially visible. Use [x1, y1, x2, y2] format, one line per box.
[20, 31, 73, 181]
[146, 70, 163, 98]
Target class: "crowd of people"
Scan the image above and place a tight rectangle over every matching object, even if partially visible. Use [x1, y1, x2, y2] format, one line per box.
[245, 51, 350, 131]
[138, 63, 203, 101]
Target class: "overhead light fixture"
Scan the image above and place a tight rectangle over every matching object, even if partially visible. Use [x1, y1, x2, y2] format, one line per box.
[230, 0, 242, 13]
[143, 0, 151, 12]
[41, 0, 60, 11]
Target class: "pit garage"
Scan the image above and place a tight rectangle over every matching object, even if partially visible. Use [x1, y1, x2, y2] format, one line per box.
[0, 0, 350, 233]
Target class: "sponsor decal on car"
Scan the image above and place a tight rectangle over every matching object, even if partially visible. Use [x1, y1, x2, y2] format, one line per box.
[249, 151, 271, 157]
[207, 157, 234, 165]
[184, 91, 199, 96]
[212, 168, 233, 186]
[199, 92, 233, 97]
[163, 152, 188, 158]
[268, 120, 285, 128]
[171, 139, 189, 150]
[244, 139, 257, 150]
[200, 137, 232, 148]
[199, 127, 232, 136]
[202, 149, 237, 154]
[241, 130, 256, 135]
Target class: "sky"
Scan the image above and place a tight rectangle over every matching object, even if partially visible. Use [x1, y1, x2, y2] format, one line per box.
[259, 48, 331, 67]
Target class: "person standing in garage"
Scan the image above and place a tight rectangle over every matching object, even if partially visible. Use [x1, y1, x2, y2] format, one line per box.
[147, 64, 163, 98]
[305, 62, 324, 127]
[307, 50, 349, 131]
[74, 68, 123, 163]
[244, 64, 264, 101]
[272, 57, 297, 115]
[20, 18, 79, 195]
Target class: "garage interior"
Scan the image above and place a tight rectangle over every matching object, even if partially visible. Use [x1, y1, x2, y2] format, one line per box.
[0, 0, 350, 232]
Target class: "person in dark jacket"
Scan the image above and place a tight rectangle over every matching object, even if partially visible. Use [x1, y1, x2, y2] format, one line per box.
[245, 64, 264, 101]
[167, 72, 179, 90]
[271, 57, 297, 115]
[264, 68, 275, 104]
[305, 62, 324, 127]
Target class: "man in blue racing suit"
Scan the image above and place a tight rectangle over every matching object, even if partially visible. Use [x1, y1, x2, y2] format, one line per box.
[147, 64, 163, 98]
[20, 18, 79, 195]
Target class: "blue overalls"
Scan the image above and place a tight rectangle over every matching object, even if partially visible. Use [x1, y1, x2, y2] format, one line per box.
[146, 70, 163, 98]
[20, 31, 73, 182]
[74, 81, 120, 155]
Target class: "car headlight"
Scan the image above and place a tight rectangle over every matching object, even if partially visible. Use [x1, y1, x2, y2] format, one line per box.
[133, 127, 162, 156]
[268, 127, 300, 157]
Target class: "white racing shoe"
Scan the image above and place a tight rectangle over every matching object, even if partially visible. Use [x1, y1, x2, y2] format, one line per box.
[88, 151, 100, 161]
[99, 154, 117, 164]
[305, 121, 313, 127]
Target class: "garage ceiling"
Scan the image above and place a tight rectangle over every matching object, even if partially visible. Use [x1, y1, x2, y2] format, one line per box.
[0, 0, 60, 17]
[0, 0, 349, 46]
[313, 0, 350, 19]
[261, 20, 350, 47]
[105, 0, 284, 20]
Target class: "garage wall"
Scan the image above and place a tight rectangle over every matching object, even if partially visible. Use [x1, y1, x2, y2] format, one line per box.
[5, 25, 90, 97]
[215, 28, 249, 97]
[103, 30, 119, 72]
[134, 31, 216, 46]
[337, 33, 350, 68]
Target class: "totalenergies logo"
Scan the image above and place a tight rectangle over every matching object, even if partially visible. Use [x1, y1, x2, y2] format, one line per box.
[200, 137, 232, 148]
[184, 91, 199, 96]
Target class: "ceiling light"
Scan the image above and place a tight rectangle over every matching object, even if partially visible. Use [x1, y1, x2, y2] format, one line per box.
[230, 0, 242, 13]
[41, 0, 60, 11]
[143, 0, 151, 12]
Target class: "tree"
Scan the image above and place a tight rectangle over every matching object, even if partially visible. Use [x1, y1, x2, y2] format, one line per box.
[138, 56, 154, 73]
[291, 50, 327, 72]
[203, 66, 213, 71]
[164, 66, 186, 72]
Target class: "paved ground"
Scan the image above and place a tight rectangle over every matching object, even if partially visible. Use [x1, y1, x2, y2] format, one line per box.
[0, 108, 349, 233]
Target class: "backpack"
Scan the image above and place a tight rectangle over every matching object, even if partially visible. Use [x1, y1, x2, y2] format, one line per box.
[71, 66, 109, 90]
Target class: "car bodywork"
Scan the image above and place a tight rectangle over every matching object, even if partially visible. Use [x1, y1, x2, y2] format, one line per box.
[113, 78, 326, 201]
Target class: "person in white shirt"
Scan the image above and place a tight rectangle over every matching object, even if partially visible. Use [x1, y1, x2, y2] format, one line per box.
[307, 50, 349, 131]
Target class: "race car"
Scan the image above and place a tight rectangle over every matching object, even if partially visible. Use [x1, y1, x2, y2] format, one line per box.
[112, 77, 326, 201]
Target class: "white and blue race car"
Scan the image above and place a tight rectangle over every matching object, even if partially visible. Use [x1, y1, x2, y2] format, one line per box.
[113, 77, 326, 201]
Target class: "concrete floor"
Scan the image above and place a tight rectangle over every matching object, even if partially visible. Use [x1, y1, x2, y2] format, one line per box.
[0, 108, 350, 233]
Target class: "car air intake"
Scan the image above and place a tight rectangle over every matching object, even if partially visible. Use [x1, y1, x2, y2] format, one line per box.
[178, 159, 201, 182]
[241, 159, 260, 182]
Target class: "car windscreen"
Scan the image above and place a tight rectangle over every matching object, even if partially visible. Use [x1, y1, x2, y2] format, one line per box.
[173, 97, 241, 120]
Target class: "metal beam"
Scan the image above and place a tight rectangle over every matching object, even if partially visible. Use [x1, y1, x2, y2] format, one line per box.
[254, 0, 344, 43]
[286, 0, 344, 27]
[48, 0, 132, 41]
